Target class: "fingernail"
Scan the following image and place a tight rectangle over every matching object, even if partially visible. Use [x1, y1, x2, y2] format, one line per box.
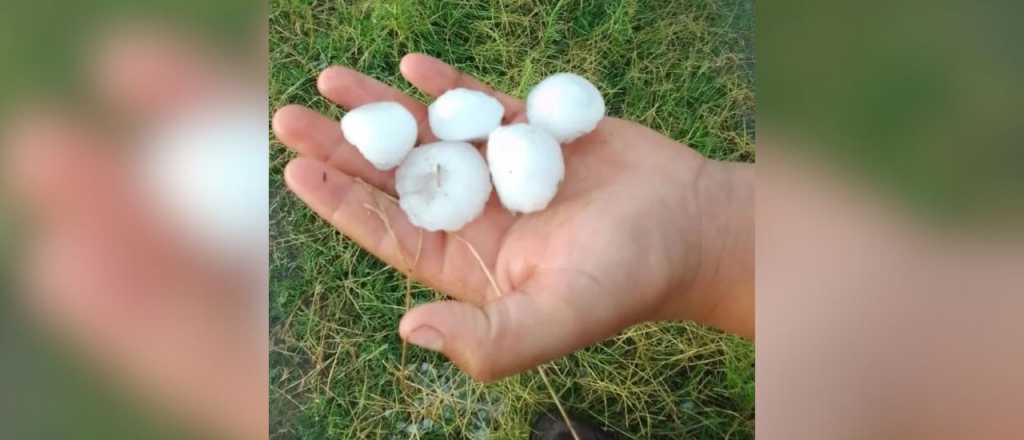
[406, 326, 444, 352]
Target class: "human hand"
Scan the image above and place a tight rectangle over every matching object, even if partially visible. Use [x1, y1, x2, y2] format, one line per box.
[273, 53, 753, 382]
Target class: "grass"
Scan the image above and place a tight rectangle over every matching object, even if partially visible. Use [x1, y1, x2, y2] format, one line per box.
[270, 0, 755, 438]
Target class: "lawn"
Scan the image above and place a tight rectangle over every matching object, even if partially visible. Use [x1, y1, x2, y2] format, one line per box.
[269, 0, 755, 438]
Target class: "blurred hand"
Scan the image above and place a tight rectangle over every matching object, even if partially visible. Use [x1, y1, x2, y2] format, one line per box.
[3, 29, 266, 439]
[273, 54, 753, 382]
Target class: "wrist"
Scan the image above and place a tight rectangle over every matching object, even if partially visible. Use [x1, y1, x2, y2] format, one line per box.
[658, 158, 755, 338]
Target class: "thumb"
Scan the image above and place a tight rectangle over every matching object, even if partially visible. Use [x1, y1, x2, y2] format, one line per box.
[399, 294, 584, 382]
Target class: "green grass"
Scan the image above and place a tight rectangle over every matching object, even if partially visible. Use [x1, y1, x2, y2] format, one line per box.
[270, 0, 754, 438]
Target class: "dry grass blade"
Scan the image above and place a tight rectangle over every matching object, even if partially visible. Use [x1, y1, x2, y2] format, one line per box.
[358, 178, 422, 398]
[453, 233, 502, 300]
[455, 233, 581, 440]
[399, 230, 423, 391]
[538, 365, 581, 440]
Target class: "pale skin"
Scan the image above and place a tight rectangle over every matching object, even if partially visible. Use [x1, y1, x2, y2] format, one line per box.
[273, 53, 754, 382]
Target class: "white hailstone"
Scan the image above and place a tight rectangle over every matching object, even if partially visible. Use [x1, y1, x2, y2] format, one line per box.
[141, 96, 268, 265]
[428, 88, 505, 142]
[526, 72, 605, 143]
[341, 101, 418, 170]
[486, 123, 565, 213]
[395, 141, 492, 232]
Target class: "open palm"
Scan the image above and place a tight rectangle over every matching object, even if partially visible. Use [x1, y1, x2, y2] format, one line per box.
[274, 54, 742, 381]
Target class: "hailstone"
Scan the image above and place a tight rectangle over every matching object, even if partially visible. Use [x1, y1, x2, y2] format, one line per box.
[341, 101, 418, 170]
[395, 141, 492, 232]
[526, 73, 605, 143]
[486, 124, 565, 213]
[141, 96, 268, 264]
[428, 88, 504, 142]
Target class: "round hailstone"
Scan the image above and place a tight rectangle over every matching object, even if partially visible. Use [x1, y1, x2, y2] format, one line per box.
[141, 96, 268, 264]
[526, 73, 605, 143]
[341, 101, 418, 170]
[396, 141, 492, 232]
[486, 123, 565, 214]
[428, 88, 505, 142]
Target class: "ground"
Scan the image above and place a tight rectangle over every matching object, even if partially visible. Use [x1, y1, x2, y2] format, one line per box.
[269, 0, 755, 438]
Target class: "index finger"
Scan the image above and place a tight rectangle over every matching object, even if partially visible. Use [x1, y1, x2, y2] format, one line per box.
[399, 53, 525, 120]
[317, 66, 437, 144]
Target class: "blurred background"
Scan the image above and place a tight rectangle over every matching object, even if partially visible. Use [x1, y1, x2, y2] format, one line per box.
[269, 0, 753, 438]
[1, 1, 267, 439]
[758, 0, 1023, 438]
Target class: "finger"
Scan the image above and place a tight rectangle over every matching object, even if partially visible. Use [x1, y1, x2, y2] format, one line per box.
[24, 225, 266, 440]
[399, 53, 525, 119]
[3, 112, 230, 271]
[317, 66, 435, 143]
[3, 113, 127, 224]
[399, 293, 589, 382]
[272, 104, 396, 194]
[283, 156, 434, 272]
[284, 157, 497, 302]
[91, 27, 221, 121]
